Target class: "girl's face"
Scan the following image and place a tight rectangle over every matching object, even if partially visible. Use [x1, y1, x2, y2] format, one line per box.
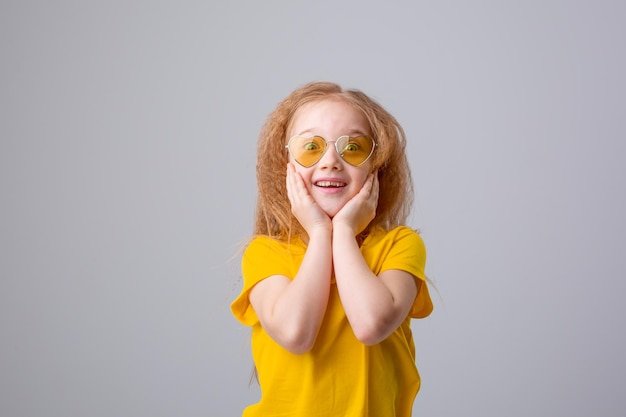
[287, 98, 373, 218]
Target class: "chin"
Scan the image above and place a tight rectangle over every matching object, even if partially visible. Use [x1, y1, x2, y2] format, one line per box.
[321, 204, 344, 219]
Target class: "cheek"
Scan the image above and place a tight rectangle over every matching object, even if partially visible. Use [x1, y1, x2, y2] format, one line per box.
[293, 166, 314, 186]
[353, 169, 371, 189]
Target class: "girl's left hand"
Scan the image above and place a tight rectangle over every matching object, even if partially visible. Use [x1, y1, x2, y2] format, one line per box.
[332, 172, 379, 236]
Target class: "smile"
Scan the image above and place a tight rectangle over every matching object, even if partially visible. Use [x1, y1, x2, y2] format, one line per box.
[314, 180, 346, 188]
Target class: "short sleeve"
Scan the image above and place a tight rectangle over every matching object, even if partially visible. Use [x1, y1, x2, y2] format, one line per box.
[230, 237, 296, 326]
[379, 227, 434, 319]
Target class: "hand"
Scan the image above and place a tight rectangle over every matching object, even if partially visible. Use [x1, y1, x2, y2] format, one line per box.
[332, 172, 379, 236]
[286, 163, 332, 235]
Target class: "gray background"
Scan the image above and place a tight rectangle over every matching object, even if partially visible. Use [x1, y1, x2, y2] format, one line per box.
[2, 1, 625, 416]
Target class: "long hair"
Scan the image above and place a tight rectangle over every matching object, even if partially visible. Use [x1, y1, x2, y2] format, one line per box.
[254, 81, 414, 241]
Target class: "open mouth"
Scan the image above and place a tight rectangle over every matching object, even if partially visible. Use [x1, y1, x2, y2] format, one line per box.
[314, 180, 346, 188]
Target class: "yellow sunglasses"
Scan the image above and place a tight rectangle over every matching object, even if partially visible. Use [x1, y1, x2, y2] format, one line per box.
[286, 135, 376, 168]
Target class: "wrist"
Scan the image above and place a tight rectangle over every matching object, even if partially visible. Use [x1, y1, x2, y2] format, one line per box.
[332, 221, 357, 238]
[306, 226, 333, 241]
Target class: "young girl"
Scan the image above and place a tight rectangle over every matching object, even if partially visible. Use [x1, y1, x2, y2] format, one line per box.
[231, 81, 433, 417]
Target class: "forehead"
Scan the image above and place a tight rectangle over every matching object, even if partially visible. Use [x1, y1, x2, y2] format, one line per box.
[289, 98, 371, 137]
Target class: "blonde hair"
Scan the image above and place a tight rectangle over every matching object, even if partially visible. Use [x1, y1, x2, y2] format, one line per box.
[254, 81, 414, 241]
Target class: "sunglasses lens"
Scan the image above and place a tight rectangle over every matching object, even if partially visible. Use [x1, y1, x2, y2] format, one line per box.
[289, 136, 326, 167]
[337, 136, 375, 166]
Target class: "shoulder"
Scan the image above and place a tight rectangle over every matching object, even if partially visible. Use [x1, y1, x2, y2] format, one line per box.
[244, 235, 307, 258]
[242, 235, 307, 276]
[361, 226, 427, 277]
[364, 226, 425, 250]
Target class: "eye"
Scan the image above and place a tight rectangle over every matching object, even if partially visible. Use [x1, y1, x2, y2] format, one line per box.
[344, 142, 360, 152]
[304, 142, 320, 151]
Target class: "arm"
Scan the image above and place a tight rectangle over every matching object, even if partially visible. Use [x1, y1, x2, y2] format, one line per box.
[332, 174, 418, 345]
[249, 164, 333, 354]
[333, 224, 418, 345]
[249, 230, 332, 353]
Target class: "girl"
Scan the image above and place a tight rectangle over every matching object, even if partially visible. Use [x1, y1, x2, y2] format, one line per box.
[231, 81, 433, 417]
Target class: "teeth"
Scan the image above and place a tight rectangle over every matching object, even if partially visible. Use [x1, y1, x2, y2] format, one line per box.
[316, 181, 345, 188]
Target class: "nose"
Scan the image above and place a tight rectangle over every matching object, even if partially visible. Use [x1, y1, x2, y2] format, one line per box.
[318, 141, 343, 170]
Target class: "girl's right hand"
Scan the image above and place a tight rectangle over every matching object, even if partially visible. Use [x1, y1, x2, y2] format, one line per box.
[286, 163, 332, 235]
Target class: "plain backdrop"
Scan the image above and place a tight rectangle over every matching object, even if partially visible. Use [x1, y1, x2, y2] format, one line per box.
[1, 1, 625, 416]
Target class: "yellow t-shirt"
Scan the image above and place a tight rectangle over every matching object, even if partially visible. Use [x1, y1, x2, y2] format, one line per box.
[231, 226, 433, 417]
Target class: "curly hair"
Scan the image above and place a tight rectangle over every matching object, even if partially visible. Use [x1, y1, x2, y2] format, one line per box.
[254, 81, 414, 242]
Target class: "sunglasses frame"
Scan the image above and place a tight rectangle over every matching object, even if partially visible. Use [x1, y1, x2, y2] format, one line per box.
[285, 134, 377, 168]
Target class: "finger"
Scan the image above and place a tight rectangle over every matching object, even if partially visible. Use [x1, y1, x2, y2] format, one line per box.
[285, 164, 292, 194]
[371, 172, 380, 200]
[287, 164, 314, 209]
[290, 168, 307, 199]
[360, 173, 376, 197]
[286, 163, 298, 202]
